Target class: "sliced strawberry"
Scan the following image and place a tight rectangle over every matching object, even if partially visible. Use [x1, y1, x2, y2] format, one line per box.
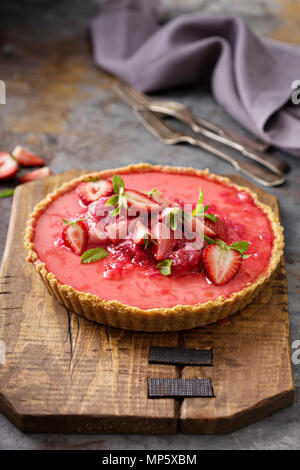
[12, 145, 44, 167]
[148, 188, 172, 207]
[205, 216, 228, 241]
[203, 244, 241, 286]
[19, 166, 52, 183]
[184, 214, 216, 240]
[62, 220, 87, 255]
[126, 189, 160, 212]
[87, 219, 109, 246]
[77, 180, 113, 205]
[152, 222, 175, 261]
[132, 221, 152, 246]
[105, 218, 130, 244]
[0, 152, 18, 181]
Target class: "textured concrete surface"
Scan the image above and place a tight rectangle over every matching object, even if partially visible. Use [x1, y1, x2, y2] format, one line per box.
[0, 0, 299, 450]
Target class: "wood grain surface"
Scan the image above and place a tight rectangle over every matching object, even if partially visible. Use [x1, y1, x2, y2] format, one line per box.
[0, 170, 295, 434]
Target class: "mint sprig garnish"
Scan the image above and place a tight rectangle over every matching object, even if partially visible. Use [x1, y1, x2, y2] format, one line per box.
[143, 233, 157, 249]
[0, 188, 14, 198]
[204, 236, 250, 258]
[193, 187, 216, 223]
[81, 247, 109, 264]
[62, 217, 87, 225]
[106, 174, 127, 216]
[157, 259, 172, 276]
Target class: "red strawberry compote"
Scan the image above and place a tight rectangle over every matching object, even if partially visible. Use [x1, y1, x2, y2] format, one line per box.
[33, 171, 275, 310]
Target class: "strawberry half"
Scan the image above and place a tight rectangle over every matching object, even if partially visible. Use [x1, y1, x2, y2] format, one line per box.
[125, 189, 160, 212]
[19, 166, 52, 183]
[0, 152, 18, 181]
[132, 221, 152, 246]
[12, 145, 44, 167]
[203, 243, 242, 286]
[152, 222, 175, 261]
[62, 220, 88, 255]
[77, 180, 113, 205]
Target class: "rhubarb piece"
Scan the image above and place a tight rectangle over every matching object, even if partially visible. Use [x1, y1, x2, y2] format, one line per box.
[62, 220, 88, 255]
[12, 145, 44, 167]
[19, 166, 51, 183]
[77, 179, 113, 205]
[0, 152, 18, 180]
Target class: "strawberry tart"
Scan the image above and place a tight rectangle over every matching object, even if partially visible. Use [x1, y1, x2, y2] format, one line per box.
[25, 164, 284, 331]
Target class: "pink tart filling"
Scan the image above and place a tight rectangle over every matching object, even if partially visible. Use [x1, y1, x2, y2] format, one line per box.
[33, 172, 274, 309]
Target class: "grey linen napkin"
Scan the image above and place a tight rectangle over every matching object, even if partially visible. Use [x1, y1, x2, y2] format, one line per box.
[90, 0, 300, 157]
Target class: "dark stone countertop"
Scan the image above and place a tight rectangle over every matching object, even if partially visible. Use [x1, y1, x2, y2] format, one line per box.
[0, 0, 299, 450]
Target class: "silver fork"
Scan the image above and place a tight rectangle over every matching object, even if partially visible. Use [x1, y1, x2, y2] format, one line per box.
[134, 106, 285, 187]
[112, 81, 289, 175]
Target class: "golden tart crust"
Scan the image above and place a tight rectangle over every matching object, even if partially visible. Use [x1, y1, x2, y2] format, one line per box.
[25, 163, 284, 332]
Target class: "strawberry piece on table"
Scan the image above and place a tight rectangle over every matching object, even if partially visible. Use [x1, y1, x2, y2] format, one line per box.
[62, 220, 88, 255]
[77, 180, 113, 205]
[152, 222, 175, 261]
[12, 145, 44, 167]
[132, 221, 152, 246]
[19, 166, 52, 183]
[203, 243, 242, 286]
[126, 189, 160, 212]
[0, 152, 18, 180]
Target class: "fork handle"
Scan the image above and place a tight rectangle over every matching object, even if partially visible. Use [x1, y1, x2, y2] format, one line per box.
[187, 135, 285, 187]
[192, 122, 288, 175]
[194, 118, 269, 154]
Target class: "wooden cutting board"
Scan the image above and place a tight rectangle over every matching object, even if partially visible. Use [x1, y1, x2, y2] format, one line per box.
[0, 170, 294, 434]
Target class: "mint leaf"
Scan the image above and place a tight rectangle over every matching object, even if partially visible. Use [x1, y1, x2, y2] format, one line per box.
[204, 213, 217, 223]
[112, 174, 125, 195]
[81, 247, 109, 264]
[106, 194, 119, 206]
[204, 234, 216, 245]
[165, 207, 183, 231]
[62, 217, 87, 225]
[107, 175, 127, 215]
[143, 234, 157, 249]
[146, 188, 158, 197]
[192, 187, 216, 223]
[157, 259, 172, 276]
[229, 241, 250, 256]
[0, 188, 14, 198]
